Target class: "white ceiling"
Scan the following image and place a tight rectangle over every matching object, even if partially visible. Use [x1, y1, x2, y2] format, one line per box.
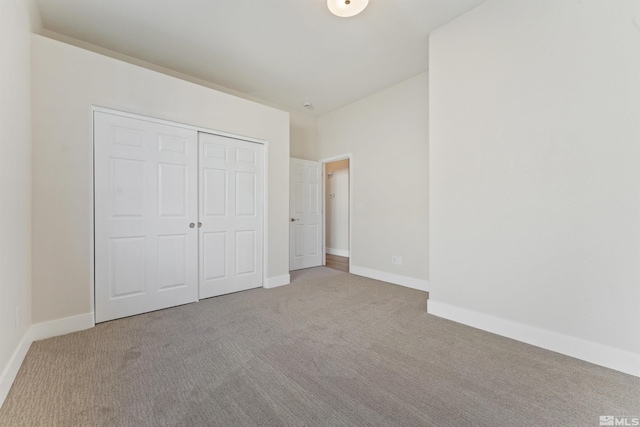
[36, 0, 485, 116]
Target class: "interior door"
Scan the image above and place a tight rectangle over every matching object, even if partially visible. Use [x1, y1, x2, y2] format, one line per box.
[199, 132, 264, 299]
[289, 158, 323, 270]
[94, 112, 198, 323]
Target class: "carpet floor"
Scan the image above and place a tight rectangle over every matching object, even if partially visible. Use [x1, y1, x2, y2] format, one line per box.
[0, 267, 638, 426]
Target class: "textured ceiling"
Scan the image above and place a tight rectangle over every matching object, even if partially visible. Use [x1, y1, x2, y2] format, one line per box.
[36, 0, 486, 115]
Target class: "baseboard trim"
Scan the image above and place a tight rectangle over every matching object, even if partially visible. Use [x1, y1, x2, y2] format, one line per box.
[1, 312, 96, 409]
[326, 248, 350, 257]
[264, 274, 290, 289]
[32, 312, 95, 341]
[0, 329, 33, 409]
[428, 300, 640, 377]
[350, 265, 429, 292]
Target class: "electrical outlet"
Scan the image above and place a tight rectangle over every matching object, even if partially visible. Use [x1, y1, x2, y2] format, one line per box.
[15, 307, 21, 329]
[391, 256, 397, 265]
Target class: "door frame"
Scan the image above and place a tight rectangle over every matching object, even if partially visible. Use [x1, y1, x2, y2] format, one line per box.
[319, 153, 353, 271]
[92, 106, 269, 321]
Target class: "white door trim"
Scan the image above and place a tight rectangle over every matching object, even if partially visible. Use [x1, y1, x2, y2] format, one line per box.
[319, 153, 353, 272]
[92, 106, 270, 322]
[92, 106, 267, 145]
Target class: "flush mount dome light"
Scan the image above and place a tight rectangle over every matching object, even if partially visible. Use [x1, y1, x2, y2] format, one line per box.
[327, 0, 369, 17]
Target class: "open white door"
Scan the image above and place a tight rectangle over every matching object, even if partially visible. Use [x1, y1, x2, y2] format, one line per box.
[199, 133, 264, 299]
[94, 112, 199, 323]
[289, 158, 323, 270]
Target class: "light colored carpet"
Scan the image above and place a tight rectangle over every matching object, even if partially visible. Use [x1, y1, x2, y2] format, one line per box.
[0, 267, 638, 426]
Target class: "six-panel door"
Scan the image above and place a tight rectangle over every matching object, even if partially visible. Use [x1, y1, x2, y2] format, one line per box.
[289, 158, 323, 270]
[199, 133, 264, 299]
[94, 112, 199, 322]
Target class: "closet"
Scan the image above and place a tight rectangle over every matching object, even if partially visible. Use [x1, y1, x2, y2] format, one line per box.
[94, 111, 264, 323]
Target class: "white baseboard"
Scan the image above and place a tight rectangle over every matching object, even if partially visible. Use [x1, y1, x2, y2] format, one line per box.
[326, 247, 350, 257]
[31, 312, 95, 341]
[1, 312, 96, 409]
[428, 300, 640, 377]
[0, 329, 33, 409]
[264, 274, 290, 289]
[350, 265, 429, 292]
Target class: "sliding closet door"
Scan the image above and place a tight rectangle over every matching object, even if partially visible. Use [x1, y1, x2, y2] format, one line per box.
[199, 133, 264, 299]
[94, 112, 198, 323]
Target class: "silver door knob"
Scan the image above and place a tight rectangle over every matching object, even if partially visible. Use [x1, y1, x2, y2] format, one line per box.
[290, 218, 300, 222]
[189, 223, 195, 228]
[198, 222, 202, 228]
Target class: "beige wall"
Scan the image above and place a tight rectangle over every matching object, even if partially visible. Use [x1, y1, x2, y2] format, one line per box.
[40, 30, 318, 165]
[429, 0, 640, 375]
[318, 73, 429, 286]
[0, 0, 41, 398]
[31, 35, 290, 324]
[289, 112, 318, 161]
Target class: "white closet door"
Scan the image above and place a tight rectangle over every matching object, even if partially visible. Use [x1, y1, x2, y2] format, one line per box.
[199, 133, 264, 299]
[94, 112, 198, 323]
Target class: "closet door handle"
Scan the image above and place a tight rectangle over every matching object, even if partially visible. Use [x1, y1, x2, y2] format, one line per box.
[291, 218, 300, 222]
[198, 222, 202, 228]
[189, 223, 195, 228]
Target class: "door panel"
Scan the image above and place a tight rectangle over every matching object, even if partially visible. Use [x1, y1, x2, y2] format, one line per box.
[294, 224, 304, 257]
[158, 134, 188, 154]
[157, 234, 187, 290]
[236, 230, 256, 275]
[236, 147, 256, 164]
[289, 158, 323, 270]
[111, 158, 145, 217]
[109, 237, 146, 298]
[236, 171, 256, 215]
[158, 163, 188, 217]
[306, 224, 319, 256]
[199, 133, 264, 299]
[204, 169, 227, 216]
[203, 232, 227, 280]
[95, 112, 198, 323]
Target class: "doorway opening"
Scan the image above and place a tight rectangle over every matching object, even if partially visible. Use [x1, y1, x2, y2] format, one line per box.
[322, 156, 351, 273]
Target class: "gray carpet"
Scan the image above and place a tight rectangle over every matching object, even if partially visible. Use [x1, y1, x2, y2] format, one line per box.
[0, 267, 638, 426]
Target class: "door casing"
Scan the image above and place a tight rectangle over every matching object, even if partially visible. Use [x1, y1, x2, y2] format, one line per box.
[319, 154, 353, 271]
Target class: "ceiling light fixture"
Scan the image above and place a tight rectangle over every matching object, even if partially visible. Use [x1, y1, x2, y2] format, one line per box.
[327, 0, 369, 18]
